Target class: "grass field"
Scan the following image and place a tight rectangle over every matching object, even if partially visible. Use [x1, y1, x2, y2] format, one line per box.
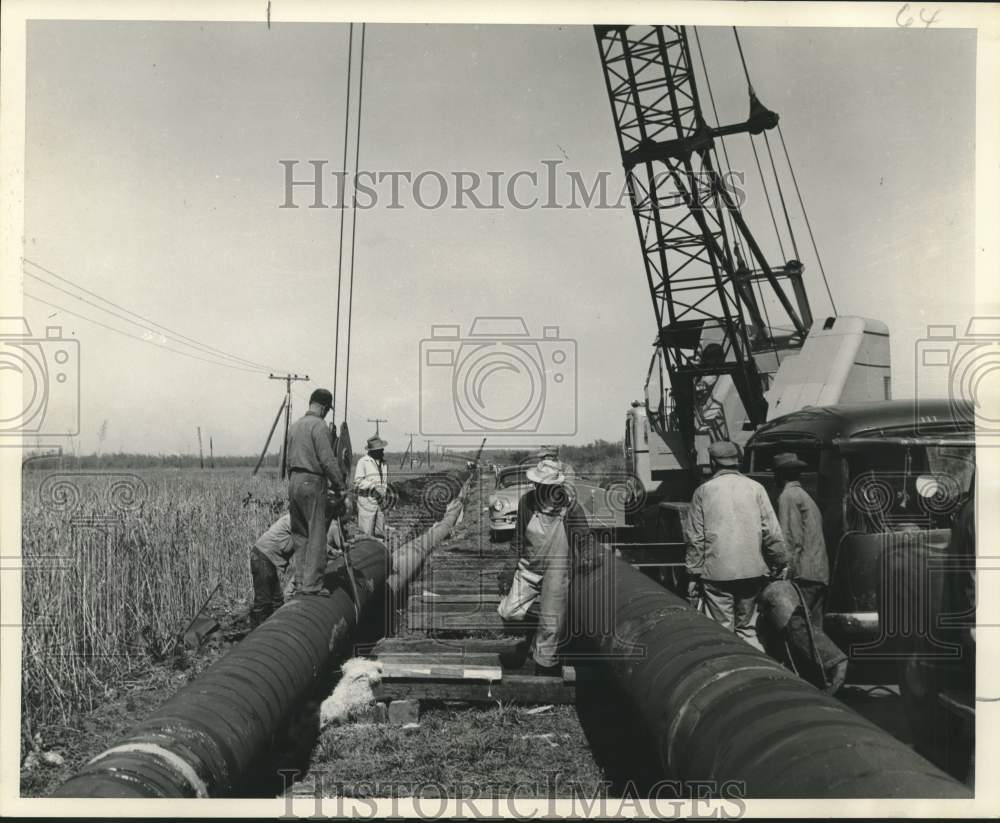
[18, 441, 626, 793]
[20, 467, 287, 743]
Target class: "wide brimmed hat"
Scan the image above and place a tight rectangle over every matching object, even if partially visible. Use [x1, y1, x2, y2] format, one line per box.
[707, 440, 739, 467]
[526, 458, 566, 485]
[773, 452, 807, 470]
[366, 435, 388, 451]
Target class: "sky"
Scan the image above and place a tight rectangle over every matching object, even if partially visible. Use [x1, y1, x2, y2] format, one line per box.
[17, 21, 977, 456]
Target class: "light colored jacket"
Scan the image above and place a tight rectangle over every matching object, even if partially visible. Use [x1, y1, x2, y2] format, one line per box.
[686, 469, 786, 581]
[353, 455, 388, 510]
[777, 481, 828, 584]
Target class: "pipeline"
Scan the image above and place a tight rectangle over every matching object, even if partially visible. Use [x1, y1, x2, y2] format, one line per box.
[572, 548, 971, 798]
[54, 471, 473, 798]
[387, 474, 472, 597]
[53, 538, 389, 797]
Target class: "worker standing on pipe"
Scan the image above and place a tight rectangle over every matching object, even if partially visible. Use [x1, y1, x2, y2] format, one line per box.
[354, 434, 389, 539]
[498, 458, 593, 676]
[685, 440, 786, 650]
[757, 452, 848, 692]
[249, 499, 346, 628]
[286, 388, 346, 596]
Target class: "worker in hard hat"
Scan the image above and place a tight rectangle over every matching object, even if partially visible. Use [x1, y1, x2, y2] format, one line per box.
[757, 452, 848, 693]
[497, 458, 594, 676]
[354, 434, 389, 539]
[249, 495, 346, 629]
[286, 388, 346, 597]
[685, 440, 786, 650]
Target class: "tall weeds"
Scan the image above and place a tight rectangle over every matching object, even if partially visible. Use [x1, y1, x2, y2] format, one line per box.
[20, 468, 284, 736]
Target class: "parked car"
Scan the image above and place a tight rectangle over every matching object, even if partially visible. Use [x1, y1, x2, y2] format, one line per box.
[486, 465, 532, 539]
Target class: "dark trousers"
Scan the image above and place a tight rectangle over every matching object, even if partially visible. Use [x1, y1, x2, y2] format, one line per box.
[289, 472, 329, 594]
[250, 547, 283, 628]
[759, 580, 847, 690]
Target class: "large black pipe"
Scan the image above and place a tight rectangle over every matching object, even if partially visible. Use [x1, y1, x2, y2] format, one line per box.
[572, 548, 970, 798]
[53, 538, 389, 798]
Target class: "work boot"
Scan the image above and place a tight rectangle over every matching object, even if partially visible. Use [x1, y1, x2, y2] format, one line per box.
[534, 661, 562, 678]
[298, 588, 332, 598]
[499, 639, 531, 670]
[824, 659, 848, 695]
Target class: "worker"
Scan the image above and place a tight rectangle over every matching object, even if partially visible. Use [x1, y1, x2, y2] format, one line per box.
[249, 499, 345, 628]
[757, 452, 848, 692]
[534, 444, 576, 489]
[685, 440, 786, 650]
[354, 434, 389, 539]
[286, 388, 346, 596]
[497, 458, 594, 676]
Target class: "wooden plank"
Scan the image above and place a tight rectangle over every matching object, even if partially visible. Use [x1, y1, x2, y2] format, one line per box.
[411, 593, 501, 606]
[380, 662, 503, 681]
[375, 651, 503, 668]
[406, 610, 534, 633]
[373, 674, 575, 705]
[373, 637, 525, 654]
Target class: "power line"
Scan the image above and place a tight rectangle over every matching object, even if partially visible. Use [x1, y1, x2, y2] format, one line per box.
[23, 291, 270, 374]
[22, 257, 288, 373]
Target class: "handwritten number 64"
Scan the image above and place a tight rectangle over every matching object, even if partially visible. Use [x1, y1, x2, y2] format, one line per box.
[897, 3, 942, 28]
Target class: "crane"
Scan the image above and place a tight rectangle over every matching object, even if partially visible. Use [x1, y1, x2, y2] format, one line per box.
[595, 25, 891, 500]
[595, 25, 818, 478]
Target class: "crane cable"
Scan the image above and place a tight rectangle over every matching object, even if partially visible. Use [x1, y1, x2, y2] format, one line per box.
[332, 23, 367, 422]
[343, 23, 366, 420]
[332, 23, 355, 417]
[694, 27, 775, 340]
[733, 26, 838, 315]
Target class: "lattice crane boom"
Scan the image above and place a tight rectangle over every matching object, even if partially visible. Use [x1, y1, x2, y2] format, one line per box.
[595, 25, 814, 459]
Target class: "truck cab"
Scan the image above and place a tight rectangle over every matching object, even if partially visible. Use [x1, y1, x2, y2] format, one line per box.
[742, 399, 975, 676]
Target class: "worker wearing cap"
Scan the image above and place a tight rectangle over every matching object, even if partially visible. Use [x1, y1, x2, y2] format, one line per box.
[685, 440, 786, 650]
[756, 452, 848, 692]
[497, 458, 593, 676]
[249, 499, 345, 628]
[354, 434, 389, 539]
[286, 388, 346, 596]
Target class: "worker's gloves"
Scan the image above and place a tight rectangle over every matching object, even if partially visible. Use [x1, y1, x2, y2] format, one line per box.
[326, 490, 347, 518]
[770, 565, 789, 581]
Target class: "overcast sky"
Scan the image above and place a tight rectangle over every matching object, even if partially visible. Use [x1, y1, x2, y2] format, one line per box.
[20, 21, 976, 455]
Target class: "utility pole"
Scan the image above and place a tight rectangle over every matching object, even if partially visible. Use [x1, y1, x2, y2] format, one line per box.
[269, 373, 310, 479]
[209, 437, 215, 469]
[401, 432, 418, 470]
[367, 417, 388, 437]
[424, 439, 433, 469]
[197, 427, 204, 470]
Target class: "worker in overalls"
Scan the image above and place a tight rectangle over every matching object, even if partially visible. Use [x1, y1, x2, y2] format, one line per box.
[757, 452, 847, 692]
[497, 459, 592, 676]
[354, 434, 389, 539]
